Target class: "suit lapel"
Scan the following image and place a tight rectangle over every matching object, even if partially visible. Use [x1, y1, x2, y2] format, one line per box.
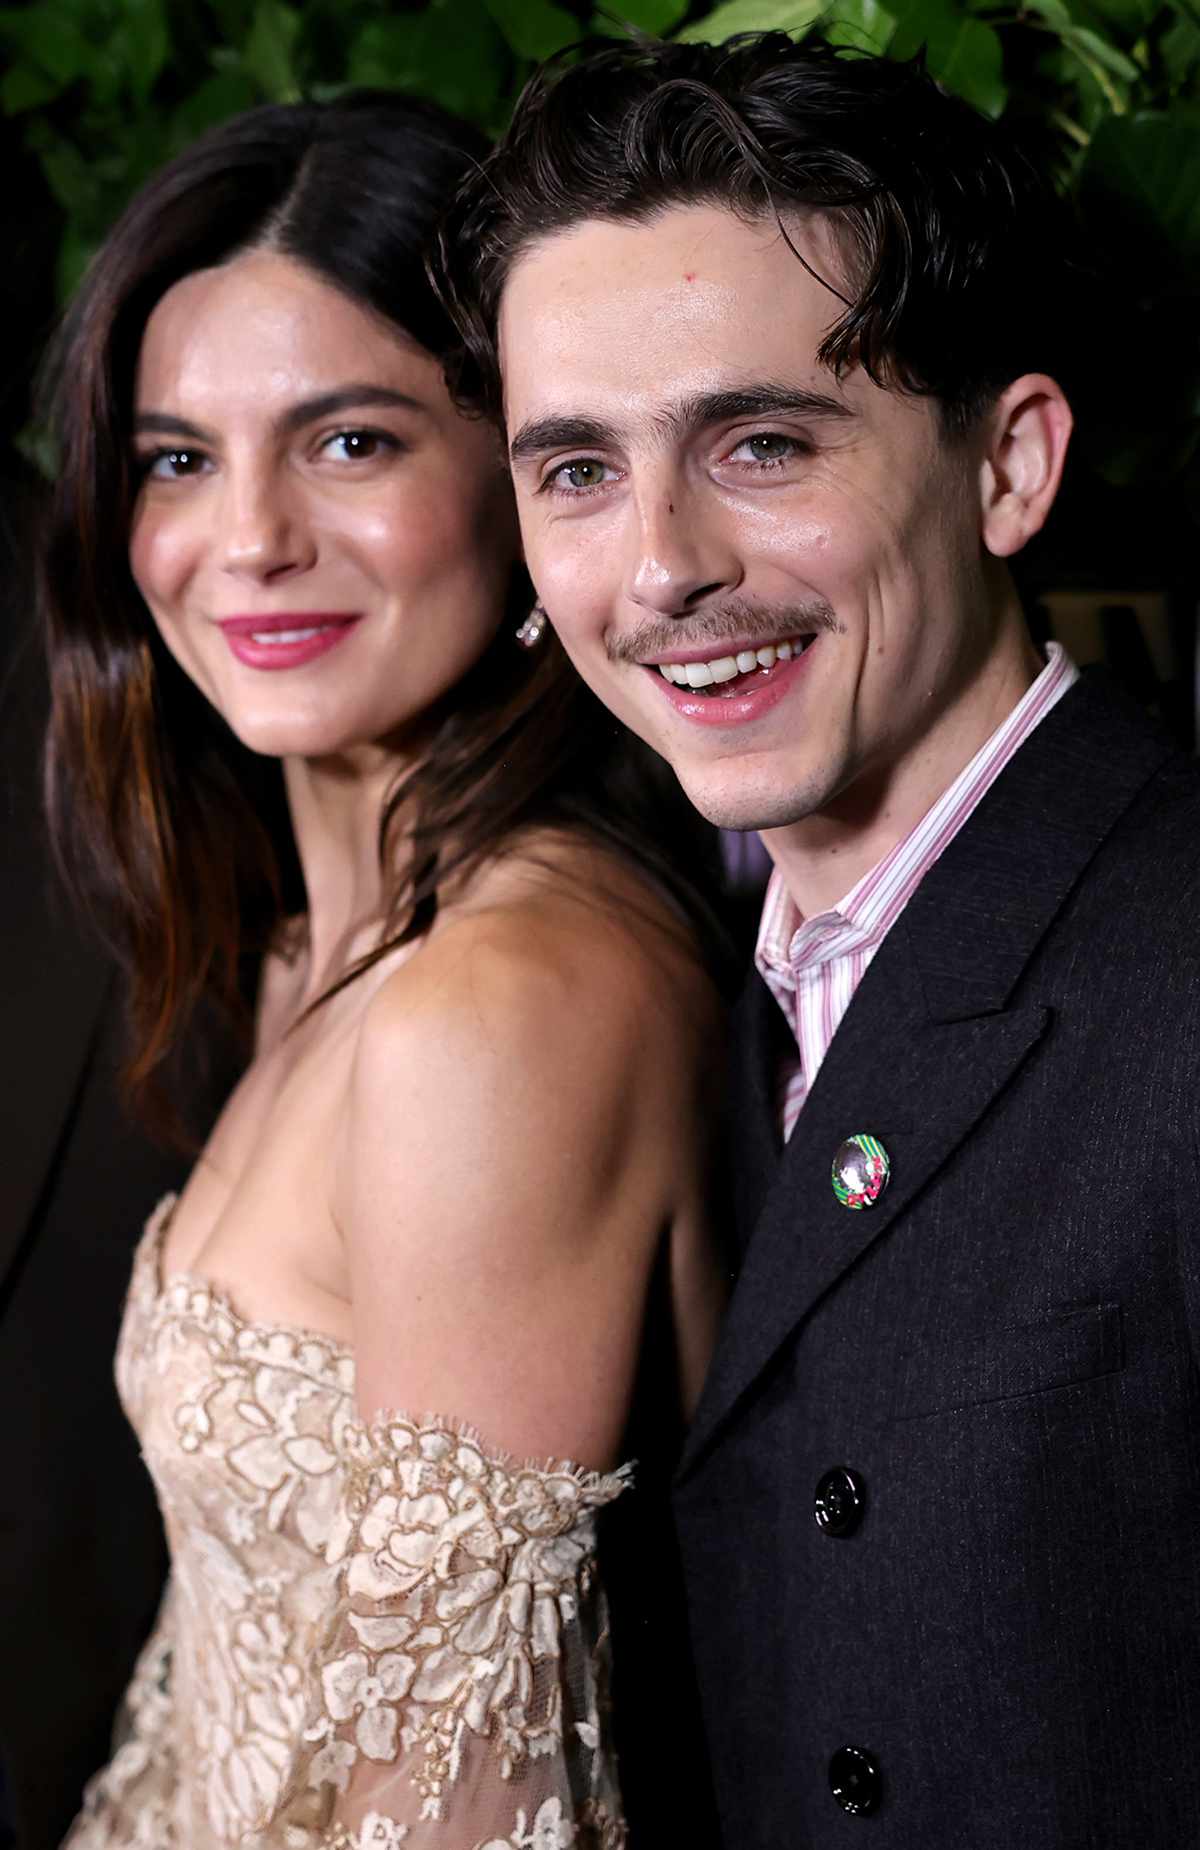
[681, 673, 1175, 1478]
[726, 974, 783, 1252]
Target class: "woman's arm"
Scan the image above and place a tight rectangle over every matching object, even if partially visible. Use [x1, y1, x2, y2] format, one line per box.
[266, 884, 718, 1845]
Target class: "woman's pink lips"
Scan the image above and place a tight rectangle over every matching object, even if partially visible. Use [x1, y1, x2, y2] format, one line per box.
[215, 612, 362, 671]
[643, 637, 816, 727]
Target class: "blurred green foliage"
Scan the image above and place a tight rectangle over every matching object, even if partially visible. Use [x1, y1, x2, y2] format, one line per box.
[0, 0, 1196, 520]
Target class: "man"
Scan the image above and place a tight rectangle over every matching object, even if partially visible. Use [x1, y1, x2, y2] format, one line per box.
[0, 476, 234, 1848]
[436, 34, 1200, 1847]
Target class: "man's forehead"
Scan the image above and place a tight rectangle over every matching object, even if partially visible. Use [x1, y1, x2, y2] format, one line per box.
[501, 199, 846, 298]
[498, 203, 856, 430]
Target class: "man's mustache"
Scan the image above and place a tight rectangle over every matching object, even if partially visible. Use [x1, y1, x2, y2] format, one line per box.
[606, 597, 842, 664]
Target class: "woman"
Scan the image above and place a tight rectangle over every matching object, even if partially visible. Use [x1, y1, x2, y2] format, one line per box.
[40, 93, 728, 1849]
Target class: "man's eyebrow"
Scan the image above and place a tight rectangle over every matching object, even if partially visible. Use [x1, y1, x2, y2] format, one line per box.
[507, 384, 854, 466]
[133, 386, 427, 444]
[509, 416, 619, 466]
[666, 385, 855, 434]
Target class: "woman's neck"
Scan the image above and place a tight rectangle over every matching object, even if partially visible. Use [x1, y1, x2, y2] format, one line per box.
[283, 742, 411, 1009]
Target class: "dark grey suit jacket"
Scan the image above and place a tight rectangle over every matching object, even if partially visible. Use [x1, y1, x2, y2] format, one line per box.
[675, 671, 1200, 1848]
[0, 613, 229, 1849]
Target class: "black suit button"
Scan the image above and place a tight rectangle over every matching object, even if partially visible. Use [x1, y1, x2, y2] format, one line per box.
[814, 1466, 866, 1536]
[829, 1744, 882, 1815]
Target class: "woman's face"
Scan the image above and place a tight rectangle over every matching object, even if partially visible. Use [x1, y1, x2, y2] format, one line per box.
[130, 248, 519, 762]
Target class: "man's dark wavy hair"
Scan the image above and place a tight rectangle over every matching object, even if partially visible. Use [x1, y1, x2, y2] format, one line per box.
[434, 33, 1071, 437]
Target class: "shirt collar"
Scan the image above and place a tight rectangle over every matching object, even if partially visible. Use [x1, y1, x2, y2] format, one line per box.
[755, 642, 1078, 985]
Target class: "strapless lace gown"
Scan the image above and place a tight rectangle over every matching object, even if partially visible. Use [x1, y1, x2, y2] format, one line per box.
[64, 1198, 629, 1849]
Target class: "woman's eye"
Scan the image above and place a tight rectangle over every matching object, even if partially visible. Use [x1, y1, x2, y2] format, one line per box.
[730, 432, 802, 467]
[549, 458, 613, 493]
[143, 448, 208, 480]
[323, 429, 393, 462]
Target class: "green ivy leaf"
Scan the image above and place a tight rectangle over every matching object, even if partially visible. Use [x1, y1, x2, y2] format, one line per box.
[1161, 11, 1200, 87]
[346, 16, 429, 86]
[591, 0, 691, 31]
[243, 0, 303, 100]
[823, 0, 898, 52]
[933, 16, 1006, 112]
[169, 70, 260, 148]
[121, 0, 171, 105]
[0, 61, 65, 114]
[481, 0, 579, 60]
[1018, 0, 1071, 26]
[29, 126, 97, 214]
[676, 0, 826, 41]
[1080, 106, 1200, 274]
[55, 217, 98, 302]
[0, 6, 102, 88]
[347, 1, 508, 127]
[887, 0, 998, 106]
[1057, 22, 1139, 79]
[1082, 0, 1160, 37]
[891, 0, 1008, 115]
[207, 0, 258, 50]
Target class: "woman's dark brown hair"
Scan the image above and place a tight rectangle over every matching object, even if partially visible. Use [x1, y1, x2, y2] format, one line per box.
[40, 90, 727, 1139]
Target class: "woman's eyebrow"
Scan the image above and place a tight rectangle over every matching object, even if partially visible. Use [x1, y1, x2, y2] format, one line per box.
[275, 385, 427, 434]
[132, 386, 427, 444]
[133, 411, 213, 441]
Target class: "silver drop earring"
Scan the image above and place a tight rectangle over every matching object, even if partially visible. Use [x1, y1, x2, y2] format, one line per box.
[515, 603, 549, 649]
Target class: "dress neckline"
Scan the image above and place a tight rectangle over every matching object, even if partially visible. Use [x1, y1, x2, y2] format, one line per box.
[131, 1194, 632, 1498]
[138, 1191, 355, 1363]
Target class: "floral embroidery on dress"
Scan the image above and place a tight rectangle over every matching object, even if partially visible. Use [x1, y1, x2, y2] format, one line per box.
[279, 1416, 629, 1835]
[63, 1198, 630, 1850]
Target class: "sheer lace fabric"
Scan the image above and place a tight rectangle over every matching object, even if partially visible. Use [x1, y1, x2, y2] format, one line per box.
[64, 1198, 629, 1850]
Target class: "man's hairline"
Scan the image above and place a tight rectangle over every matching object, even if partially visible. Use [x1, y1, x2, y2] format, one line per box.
[494, 193, 852, 308]
[494, 197, 857, 452]
[489, 198, 996, 446]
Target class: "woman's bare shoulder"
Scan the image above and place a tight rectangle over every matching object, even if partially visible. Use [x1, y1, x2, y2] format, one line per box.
[363, 839, 717, 1071]
[341, 836, 722, 1197]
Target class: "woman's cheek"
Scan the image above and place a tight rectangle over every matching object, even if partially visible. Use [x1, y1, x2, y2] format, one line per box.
[129, 502, 186, 611]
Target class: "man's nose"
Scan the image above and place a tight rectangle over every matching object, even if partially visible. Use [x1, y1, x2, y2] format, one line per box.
[218, 468, 315, 582]
[625, 481, 741, 617]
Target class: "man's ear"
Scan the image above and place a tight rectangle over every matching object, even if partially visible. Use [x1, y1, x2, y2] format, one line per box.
[978, 374, 1073, 559]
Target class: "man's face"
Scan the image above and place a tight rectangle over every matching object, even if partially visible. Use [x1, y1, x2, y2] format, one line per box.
[500, 204, 1006, 835]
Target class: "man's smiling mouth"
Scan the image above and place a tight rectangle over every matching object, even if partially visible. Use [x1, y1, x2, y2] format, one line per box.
[650, 634, 816, 695]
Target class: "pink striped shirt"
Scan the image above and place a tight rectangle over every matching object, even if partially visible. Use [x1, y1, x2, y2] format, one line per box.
[755, 644, 1078, 1140]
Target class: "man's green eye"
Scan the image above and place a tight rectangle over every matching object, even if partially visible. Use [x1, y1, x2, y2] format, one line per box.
[560, 460, 607, 489]
[745, 433, 792, 461]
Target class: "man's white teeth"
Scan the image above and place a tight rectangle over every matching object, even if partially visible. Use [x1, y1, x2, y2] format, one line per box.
[657, 637, 802, 687]
[251, 627, 323, 644]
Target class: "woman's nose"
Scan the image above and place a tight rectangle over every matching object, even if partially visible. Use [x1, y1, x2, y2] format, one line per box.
[218, 470, 315, 582]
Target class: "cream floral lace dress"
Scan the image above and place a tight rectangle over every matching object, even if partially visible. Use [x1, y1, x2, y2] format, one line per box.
[64, 1197, 629, 1850]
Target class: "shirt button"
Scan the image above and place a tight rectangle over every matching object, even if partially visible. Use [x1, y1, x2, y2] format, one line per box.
[829, 1744, 882, 1815]
[814, 1466, 866, 1537]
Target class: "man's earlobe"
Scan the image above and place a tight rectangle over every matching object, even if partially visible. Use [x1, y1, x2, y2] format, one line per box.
[979, 374, 1073, 559]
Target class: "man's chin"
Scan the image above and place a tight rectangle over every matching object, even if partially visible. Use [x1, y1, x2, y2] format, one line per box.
[674, 766, 825, 834]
